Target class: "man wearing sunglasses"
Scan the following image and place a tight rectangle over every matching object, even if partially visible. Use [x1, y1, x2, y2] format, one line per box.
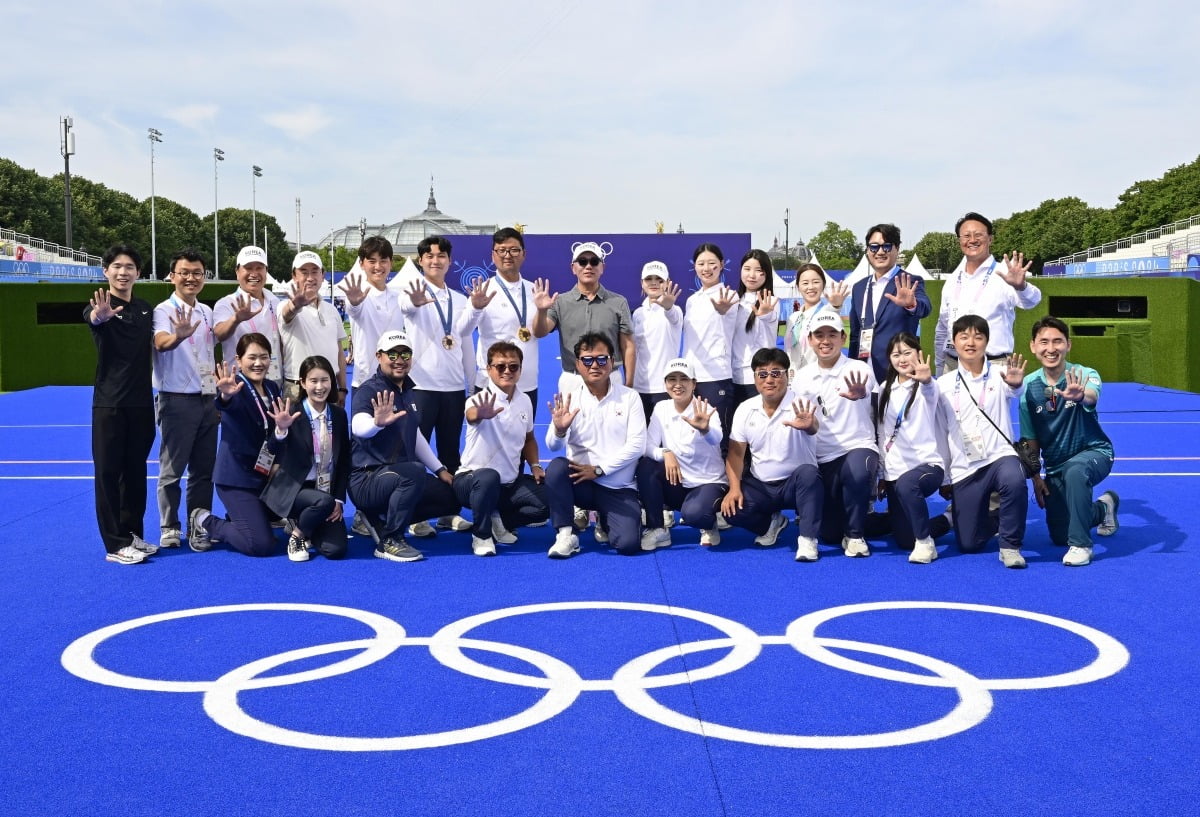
[849, 223, 931, 383]
[532, 241, 636, 396]
[543, 332, 646, 557]
[721, 346, 823, 561]
[453, 341, 549, 556]
[347, 330, 462, 563]
[934, 211, 1041, 375]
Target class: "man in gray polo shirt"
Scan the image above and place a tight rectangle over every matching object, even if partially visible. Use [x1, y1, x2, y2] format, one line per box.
[532, 241, 636, 395]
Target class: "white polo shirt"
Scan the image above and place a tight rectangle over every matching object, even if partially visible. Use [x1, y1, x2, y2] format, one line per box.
[632, 299, 683, 393]
[730, 388, 818, 482]
[934, 257, 1042, 370]
[401, 282, 483, 392]
[936, 363, 1024, 484]
[874, 378, 945, 480]
[645, 399, 727, 488]
[459, 385, 534, 485]
[345, 283, 405, 388]
[791, 356, 878, 464]
[474, 275, 539, 393]
[279, 299, 346, 381]
[682, 286, 738, 382]
[153, 296, 216, 393]
[544, 381, 646, 490]
[213, 287, 282, 378]
[731, 293, 781, 385]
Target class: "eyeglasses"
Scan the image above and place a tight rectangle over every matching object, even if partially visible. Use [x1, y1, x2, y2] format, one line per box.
[866, 243, 895, 254]
[493, 247, 523, 257]
[579, 354, 610, 368]
[959, 232, 989, 242]
[173, 270, 205, 279]
[754, 369, 786, 380]
[575, 257, 602, 268]
[490, 362, 521, 374]
[383, 349, 412, 361]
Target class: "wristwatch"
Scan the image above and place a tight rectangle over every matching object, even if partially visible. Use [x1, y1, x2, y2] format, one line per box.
[594, 466, 605, 477]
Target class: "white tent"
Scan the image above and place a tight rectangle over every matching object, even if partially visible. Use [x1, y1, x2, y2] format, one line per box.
[904, 254, 930, 279]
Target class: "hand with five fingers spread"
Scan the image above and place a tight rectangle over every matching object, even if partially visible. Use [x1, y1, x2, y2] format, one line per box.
[1002, 353, 1028, 388]
[710, 286, 740, 316]
[231, 293, 265, 324]
[1058, 367, 1087, 403]
[268, 396, 301, 431]
[681, 397, 714, 434]
[88, 289, 124, 324]
[468, 278, 497, 310]
[753, 290, 780, 318]
[1000, 251, 1032, 289]
[912, 352, 934, 384]
[783, 398, 819, 432]
[339, 272, 370, 307]
[652, 280, 682, 311]
[827, 280, 850, 309]
[370, 391, 407, 427]
[549, 393, 579, 436]
[839, 370, 870, 400]
[883, 272, 919, 310]
[405, 280, 434, 308]
[168, 304, 200, 340]
[214, 361, 243, 399]
[532, 278, 558, 310]
[472, 390, 506, 421]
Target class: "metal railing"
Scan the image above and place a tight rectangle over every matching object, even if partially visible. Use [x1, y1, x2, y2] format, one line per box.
[0, 226, 102, 266]
[1047, 213, 1200, 265]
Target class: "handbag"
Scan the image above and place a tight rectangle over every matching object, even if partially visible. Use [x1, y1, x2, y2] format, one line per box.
[958, 372, 1041, 479]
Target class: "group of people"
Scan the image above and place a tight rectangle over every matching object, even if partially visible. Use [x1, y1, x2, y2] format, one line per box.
[85, 211, 1120, 569]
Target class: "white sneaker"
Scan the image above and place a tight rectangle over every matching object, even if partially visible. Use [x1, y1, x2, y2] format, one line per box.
[408, 521, 436, 538]
[841, 536, 870, 558]
[437, 514, 472, 532]
[572, 506, 590, 531]
[1097, 491, 1119, 537]
[663, 510, 676, 528]
[715, 512, 731, 530]
[490, 513, 518, 545]
[159, 527, 182, 548]
[548, 528, 580, 559]
[130, 534, 159, 556]
[999, 548, 1027, 569]
[754, 513, 788, 547]
[700, 528, 720, 547]
[640, 528, 671, 551]
[471, 535, 497, 557]
[1063, 546, 1092, 566]
[287, 531, 311, 562]
[593, 522, 609, 543]
[909, 537, 938, 564]
[106, 545, 147, 565]
[795, 536, 819, 562]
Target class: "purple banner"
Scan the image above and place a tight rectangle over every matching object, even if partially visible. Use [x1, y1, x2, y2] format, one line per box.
[426, 232, 752, 306]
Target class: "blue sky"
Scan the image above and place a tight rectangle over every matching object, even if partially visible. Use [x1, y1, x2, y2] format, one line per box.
[6, 0, 1198, 252]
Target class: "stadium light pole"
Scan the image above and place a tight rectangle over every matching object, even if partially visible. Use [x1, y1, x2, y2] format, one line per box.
[784, 207, 790, 271]
[252, 165, 263, 245]
[60, 116, 75, 248]
[148, 128, 163, 278]
[213, 148, 225, 276]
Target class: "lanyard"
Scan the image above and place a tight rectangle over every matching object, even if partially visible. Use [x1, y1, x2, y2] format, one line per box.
[238, 373, 272, 430]
[791, 299, 829, 347]
[883, 380, 920, 452]
[426, 284, 454, 337]
[950, 260, 996, 321]
[242, 290, 279, 337]
[494, 276, 527, 326]
[861, 267, 897, 328]
[953, 363, 992, 418]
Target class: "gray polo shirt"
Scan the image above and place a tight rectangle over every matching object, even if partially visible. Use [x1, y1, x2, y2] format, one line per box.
[547, 284, 633, 372]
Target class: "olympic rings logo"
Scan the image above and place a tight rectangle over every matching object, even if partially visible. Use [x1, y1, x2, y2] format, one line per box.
[61, 600, 1129, 752]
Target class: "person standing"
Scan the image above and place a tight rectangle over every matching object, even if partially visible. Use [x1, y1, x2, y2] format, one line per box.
[340, 236, 405, 391]
[681, 243, 740, 446]
[213, 245, 282, 383]
[1020, 317, 1119, 566]
[631, 260, 683, 420]
[848, 223, 932, 383]
[152, 248, 218, 551]
[278, 250, 347, 405]
[86, 245, 158, 564]
[476, 227, 542, 417]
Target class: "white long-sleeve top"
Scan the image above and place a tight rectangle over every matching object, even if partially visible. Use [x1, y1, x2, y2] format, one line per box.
[544, 382, 645, 490]
[473, 275, 539, 393]
[682, 286, 738, 382]
[345, 282, 406, 388]
[936, 363, 1025, 484]
[400, 283, 483, 391]
[645, 399, 727, 488]
[934, 257, 1042, 371]
[731, 293, 781, 385]
[874, 378, 945, 480]
[632, 299, 683, 393]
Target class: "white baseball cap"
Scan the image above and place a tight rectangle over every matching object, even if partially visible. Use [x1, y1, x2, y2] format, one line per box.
[641, 260, 669, 280]
[376, 330, 412, 353]
[808, 310, 845, 334]
[571, 241, 606, 262]
[663, 358, 695, 379]
[291, 250, 324, 271]
[236, 246, 268, 267]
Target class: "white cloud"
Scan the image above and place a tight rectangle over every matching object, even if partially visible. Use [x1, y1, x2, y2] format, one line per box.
[167, 105, 220, 130]
[262, 106, 334, 140]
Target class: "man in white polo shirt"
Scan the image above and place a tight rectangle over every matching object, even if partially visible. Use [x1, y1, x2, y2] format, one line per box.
[453, 340, 549, 556]
[722, 346, 823, 561]
[213, 245, 282, 383]
[279, 250, 347, 405]
[152, 248, 219, 550]
[544, 332, 646, 557]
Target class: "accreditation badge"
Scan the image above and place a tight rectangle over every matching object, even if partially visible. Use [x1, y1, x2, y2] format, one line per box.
[857, 328, 874, 360]
[253, 441, 276, 475]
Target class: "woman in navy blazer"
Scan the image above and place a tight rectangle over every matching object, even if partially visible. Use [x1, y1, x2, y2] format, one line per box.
[188, 332, 282, 556]
[261, 355, 350, 561]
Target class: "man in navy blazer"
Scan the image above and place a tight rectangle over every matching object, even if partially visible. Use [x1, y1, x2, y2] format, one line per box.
[849, 223, 933, 382]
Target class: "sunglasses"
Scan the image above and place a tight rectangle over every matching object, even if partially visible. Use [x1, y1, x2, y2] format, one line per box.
[754, 369, 786, 380]
[490, 362, 521, 374]
[579, 354, 610, 368]
[575, 256, 602, 268]
[383, 349, 412, 361]
[866, 243, 895, 254]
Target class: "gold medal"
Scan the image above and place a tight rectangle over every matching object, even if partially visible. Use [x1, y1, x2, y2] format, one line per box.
[517, 327, 532, 342]
[442, 334, 457, 350]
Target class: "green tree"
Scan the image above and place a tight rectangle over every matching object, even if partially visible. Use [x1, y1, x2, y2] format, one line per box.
[807, 221, 861, 271]
[0, 159, 60, 240]
[909, 231, 962, 274]
[200, 208, 289, 279]
[310, 245, 360, 273]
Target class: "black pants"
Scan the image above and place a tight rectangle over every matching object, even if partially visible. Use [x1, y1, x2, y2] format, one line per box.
[413, 389, 466, 473]
[92, 406, 156, 554]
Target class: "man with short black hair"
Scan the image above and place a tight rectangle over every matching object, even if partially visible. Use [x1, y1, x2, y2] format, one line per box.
[340, 236, 405, 391]
[1019, 316, 1118, 566]
[476, 227, 542, 418]
[86, 245, 158, 564]
[152, 248, 218, 550]
[849, 223, 931, 383]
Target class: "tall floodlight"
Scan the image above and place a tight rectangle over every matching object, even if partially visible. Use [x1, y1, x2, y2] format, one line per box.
[252, 165, 263, 244]
[213, 148, 225, 276]
[148, 129, 163, 278]
[60, 117, 76, 248]
[784, 208, 790, 271]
